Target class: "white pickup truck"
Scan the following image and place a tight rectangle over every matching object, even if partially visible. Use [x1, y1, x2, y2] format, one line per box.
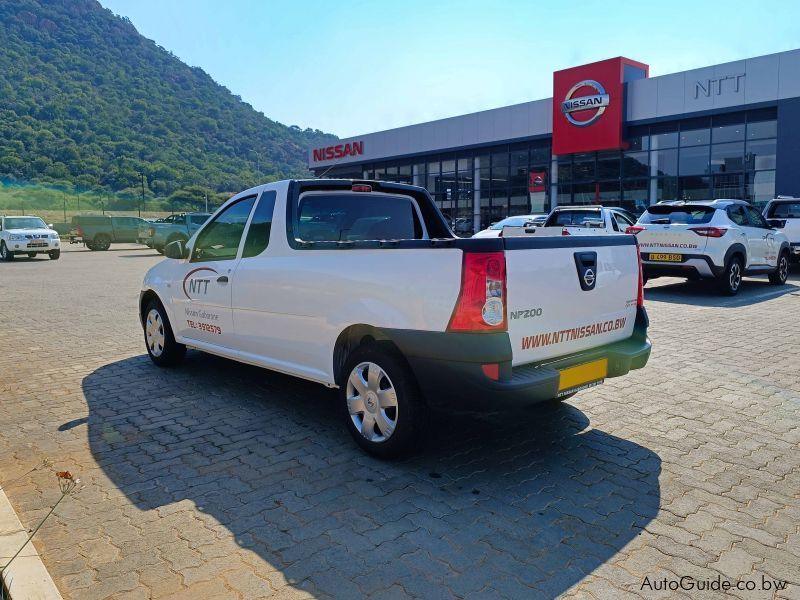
[763, 197, 800, 263]
[500, 206, 638, 238]
[139, 180, 651, 457]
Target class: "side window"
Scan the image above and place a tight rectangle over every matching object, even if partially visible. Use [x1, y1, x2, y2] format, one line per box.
[745, 206, 770, 228]
[727, 206, 748, 226]
[615, 212, 634, 227]
[242, 191, 277, 258]
[191, 197, 256, 262]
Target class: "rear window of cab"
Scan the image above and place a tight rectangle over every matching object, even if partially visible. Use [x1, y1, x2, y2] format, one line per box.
[297, 192, 424, 242]
[547, 210, 605, 227]
[639, 205, 716, 225]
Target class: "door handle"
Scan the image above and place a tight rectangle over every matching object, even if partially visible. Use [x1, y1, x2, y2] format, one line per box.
[217, 275, 229, 283]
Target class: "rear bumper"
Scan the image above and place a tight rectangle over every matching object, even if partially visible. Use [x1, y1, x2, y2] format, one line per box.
[643, 254, 722, 278]
[385, 307, 651, 411]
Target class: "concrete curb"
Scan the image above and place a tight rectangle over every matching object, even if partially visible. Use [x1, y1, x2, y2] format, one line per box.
[0, 488, 62, 600]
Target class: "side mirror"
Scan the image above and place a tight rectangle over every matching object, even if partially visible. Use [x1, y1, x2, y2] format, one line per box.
[164, 239, 189, 259]
[48, 223, 54, 228]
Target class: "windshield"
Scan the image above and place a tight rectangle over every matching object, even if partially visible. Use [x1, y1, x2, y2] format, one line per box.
[4, 217, 47, 230]
[639, 205, 716, 225]
[490, 216, 537, 230]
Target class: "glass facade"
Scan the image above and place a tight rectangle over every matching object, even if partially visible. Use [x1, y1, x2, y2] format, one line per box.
[316, 108, 777, 235]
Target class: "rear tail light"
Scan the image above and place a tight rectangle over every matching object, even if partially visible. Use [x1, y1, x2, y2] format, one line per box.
[636, 243, 645, 307]
[625, 225, 645, 235]
[561, 228, 570, 236]
[351, 184, 372, 192]
[447, 252, 507, 332]
[689, 227, 727, 237]
[76, 227, 83, 236]
[481, 363, 500, 381]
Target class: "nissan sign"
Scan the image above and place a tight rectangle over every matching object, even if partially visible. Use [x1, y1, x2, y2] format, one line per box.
[561, 80, 610, 127]
[552, 57, 649, 155]
[312, 141, 364, 163]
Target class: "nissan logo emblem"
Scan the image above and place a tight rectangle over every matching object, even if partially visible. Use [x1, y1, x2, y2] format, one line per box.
[561, 80, 610, 127]
[583, 268, 596, 288]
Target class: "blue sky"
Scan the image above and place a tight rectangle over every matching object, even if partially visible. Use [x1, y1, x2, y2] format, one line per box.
[100, 0, 799, 138]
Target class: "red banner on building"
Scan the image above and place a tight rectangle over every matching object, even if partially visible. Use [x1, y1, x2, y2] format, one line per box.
[528, 171, 546, 193]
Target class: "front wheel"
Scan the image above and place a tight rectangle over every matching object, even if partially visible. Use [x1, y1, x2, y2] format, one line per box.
[717, 256, 743, 296]
[0, 241, 13, 262]
[143, 300, 186, 367]
[49, 250, 61, 260]
[768, 252, 789, 285]
[340, 343, 426, 459]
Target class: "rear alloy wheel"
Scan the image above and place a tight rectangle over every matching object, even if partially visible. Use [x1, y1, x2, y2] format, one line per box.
[143, 300, 186, 367]
[94, 234, 111, 251]
[717, 256, 743, 296]
[341, 343, 425, 458]
[0, 241, 13, 262]
[768, 252, 789, 285]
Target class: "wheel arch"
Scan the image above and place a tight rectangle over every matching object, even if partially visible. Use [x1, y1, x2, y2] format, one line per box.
[139, 289, 164, 327]
[723, 243, 747, 268]
[332, 324, 403, 387]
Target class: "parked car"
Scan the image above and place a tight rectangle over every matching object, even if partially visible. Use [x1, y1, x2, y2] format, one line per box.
[70, 215, 148, 250]
[0, 215, 61, 261]
[629, 199, 790, 295]
[763, 197, 800, 263]
[472, 214, 547, 238]
[513, 206, 637, 237]
[144, 213, 210, 254]
[139, 179, 651, 457]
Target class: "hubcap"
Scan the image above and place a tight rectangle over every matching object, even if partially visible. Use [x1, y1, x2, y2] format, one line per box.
[346, 362, 398, 443]
[730, 262, 741, 290]
[145, 308, 166, 357]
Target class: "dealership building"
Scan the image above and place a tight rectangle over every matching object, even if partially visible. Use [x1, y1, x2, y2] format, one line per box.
[308, 49, 800, 234]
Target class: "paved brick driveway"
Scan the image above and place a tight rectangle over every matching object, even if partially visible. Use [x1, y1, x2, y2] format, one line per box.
[0, 244, 798, 599]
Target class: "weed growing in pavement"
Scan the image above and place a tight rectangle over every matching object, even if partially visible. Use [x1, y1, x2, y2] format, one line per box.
[1, 469, 84, 599]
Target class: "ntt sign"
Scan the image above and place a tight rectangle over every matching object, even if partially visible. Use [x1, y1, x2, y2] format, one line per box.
[552, 57, 649, 155]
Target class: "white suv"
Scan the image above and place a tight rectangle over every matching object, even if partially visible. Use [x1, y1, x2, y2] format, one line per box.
[0, 215, 61, 261]
[629, 200, 790, 295]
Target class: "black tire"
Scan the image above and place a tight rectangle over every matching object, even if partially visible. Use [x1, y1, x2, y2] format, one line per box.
[49, 250, 61, 260]
[0, 241, 13, 262]
[340, 342, 426, 459]
[85, 240, 96, 251]
[143, 299, 186, 367]
[27, 252, 36, 258]
[716, 255, 743, 296]
[768, 252, 789, 285]
[94, 234, 111, 251]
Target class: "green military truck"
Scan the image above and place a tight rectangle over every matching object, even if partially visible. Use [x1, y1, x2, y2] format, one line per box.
[70, 215, 149, 250]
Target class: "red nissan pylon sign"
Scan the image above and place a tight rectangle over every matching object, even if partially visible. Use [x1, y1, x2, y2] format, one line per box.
[552, 57, 648, 155]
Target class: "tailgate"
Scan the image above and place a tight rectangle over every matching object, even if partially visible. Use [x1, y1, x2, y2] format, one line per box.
[636, 224, 707, 259]
[504, 236, 639, 366]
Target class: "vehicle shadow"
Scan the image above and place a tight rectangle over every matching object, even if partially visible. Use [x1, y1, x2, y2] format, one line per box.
[645, 272, 800, 308]
[80, 353, 661, 598]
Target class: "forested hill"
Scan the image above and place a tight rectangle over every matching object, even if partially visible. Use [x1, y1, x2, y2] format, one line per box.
[0, 0, 337, 197]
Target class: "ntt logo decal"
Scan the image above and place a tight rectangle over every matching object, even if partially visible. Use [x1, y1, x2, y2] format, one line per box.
[560, 80, 610, 127]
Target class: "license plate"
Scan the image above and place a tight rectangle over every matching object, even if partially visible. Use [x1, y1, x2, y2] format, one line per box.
[648, 253, 682, 262]
[557, 358, 608, 397]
